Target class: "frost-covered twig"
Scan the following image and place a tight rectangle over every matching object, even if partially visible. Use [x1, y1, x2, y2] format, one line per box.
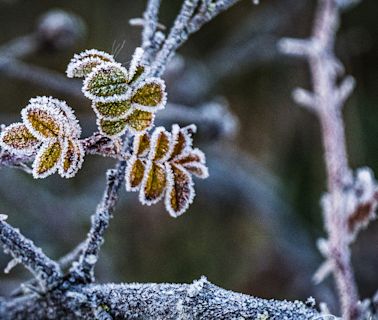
[69, 160, 127, 283]
[0, 217, 62, 290]
[141, 0, 162, 64]
[279, 0, 377, 319]
[149, 0, 242, 77]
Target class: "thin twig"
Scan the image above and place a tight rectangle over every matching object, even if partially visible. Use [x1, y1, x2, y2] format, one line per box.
[69, 160, 127, 283]
[0, 218, 62, 290]
[279, 0, 374, 318]
[141, 0, 162, 63]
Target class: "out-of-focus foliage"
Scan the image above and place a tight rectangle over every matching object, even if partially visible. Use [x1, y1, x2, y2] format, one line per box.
[0, 0, 377, 313]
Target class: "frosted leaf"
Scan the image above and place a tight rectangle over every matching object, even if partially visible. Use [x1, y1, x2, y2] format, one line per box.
[181, 162, 209, 179]
[133, 132, 150, 157]
[33, 139, 63, 179]
[58, 138, 84, 178]
[125, 124, 208, 217]
[21, 103, 64, 141]
[93, 100, 133, 120]
[82, 62, 129, 102]
[149, 127, 173, 162]
[125, 156, 145, 191]
[130, 78, 167, 112]
[125, 109, 154, 134]
[97, 117, 128, 138]
[170, 124, 195, 159]
[164, 163, 194, 218]
[140, 162, 167, 205]
[175, 148, 206, 165]
[66, 49, 115, 78]
[28, 96, 82, 138]
[0, 123, 40, 154]
[128, 47, 145, 83]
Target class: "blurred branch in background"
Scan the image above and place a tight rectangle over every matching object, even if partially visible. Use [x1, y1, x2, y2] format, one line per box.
[280, 0, 378, 319]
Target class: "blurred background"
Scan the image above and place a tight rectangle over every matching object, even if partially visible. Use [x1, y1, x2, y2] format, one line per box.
[0, 0, 377, 314]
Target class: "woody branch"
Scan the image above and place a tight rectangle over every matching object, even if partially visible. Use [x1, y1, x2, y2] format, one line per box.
[279, 0, 378, 319]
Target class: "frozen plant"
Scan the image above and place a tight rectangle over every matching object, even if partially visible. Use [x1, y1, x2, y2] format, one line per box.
[0, 0, 375, 319]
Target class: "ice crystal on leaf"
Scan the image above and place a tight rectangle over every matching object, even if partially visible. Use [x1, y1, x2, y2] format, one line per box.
[0, 96, 84, 179]
[125, 124, 209, 217]
[68, 47, 167, 137]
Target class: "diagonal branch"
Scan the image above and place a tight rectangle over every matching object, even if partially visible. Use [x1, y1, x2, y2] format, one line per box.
[149, 0, 242, 77]
[0, 217, 62, 290]
[69, 159, 127, 283]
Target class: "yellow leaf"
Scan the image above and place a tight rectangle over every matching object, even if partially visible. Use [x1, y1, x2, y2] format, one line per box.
[22, 105, 63, 140]
[0, 123, 39, 154]
[165, 164, 194, 217]
[150, 127, 172, 162]
[33, 139, 62, 178]
[58, 138, 84, 178]
[125, 157, 145, 191]
[131, 78, 166, 111]
[93, 100, 132, 120]
[133, 132, 150, 157]
[125, 109, 154, 133]
[140, 162, 167, 204]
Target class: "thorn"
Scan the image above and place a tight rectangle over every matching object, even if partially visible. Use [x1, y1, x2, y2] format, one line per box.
[278, 38, 313, 57]
[337, 76, 356, 107]
[292, 88, 317, 111]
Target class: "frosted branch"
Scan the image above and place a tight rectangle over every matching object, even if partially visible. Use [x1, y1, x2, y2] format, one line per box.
[141, 0, 162, 64]
[149, 0, 242, 77]
[280, 0, 376, 318]
[0, 218, 62, 290]
[69, 160, 127, 283]
[0, 277, 320, 319]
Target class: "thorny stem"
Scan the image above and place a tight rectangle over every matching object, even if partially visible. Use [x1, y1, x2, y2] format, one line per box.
[311, 2, 359, 319]
[280, 0, 362, 318]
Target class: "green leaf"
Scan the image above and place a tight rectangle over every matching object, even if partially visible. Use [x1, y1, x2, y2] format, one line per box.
[66, 49, 115, 78]
[93, 100, 132, 120]
[128, 65, 145, 84]
[98, 118, 128, 138]
[83, 63, 129, 100]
